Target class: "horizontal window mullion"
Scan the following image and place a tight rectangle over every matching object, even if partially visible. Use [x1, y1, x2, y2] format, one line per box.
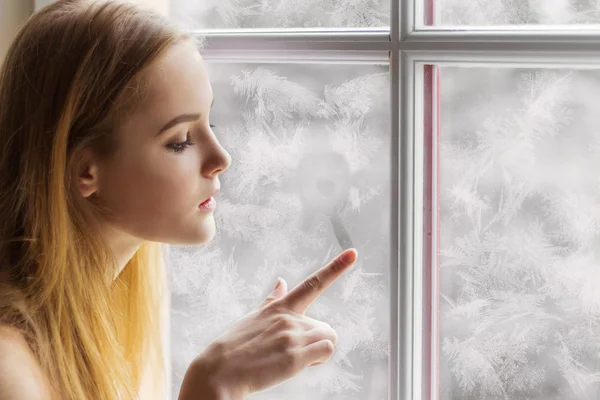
[196, 31, 392, 62]
[193, 28, 390, 40]
[400, 41, 600, 54]
[404, 29, 600, 53]
[194, 30, 392, 56]
[404, 49, 600, 68]
[198, 49, 390, 63]
[194, 32, 600, 55]
[414, 25, 600, 35]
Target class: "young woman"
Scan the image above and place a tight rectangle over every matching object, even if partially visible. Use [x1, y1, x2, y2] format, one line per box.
[0, 1, 358, 399]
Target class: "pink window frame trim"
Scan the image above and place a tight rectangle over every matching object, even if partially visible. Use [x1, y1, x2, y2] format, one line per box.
[423, 0, 441, 399]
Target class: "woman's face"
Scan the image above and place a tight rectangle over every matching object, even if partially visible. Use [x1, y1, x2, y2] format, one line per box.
[79, 40, 231, 246]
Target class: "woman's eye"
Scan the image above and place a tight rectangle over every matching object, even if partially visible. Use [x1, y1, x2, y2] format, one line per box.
[168, 132, 195, 154]
[167, 125, 214, 154]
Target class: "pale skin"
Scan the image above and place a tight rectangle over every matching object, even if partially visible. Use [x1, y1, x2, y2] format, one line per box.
[78, 40, 231, 277]
[0, 40, 359, 399]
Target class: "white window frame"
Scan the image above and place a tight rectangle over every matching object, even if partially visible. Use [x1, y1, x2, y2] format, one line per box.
[30, 0, 599, 398]
[200, 2, 600, 395]
[198, 2, 600, 400]
[33, 0, 600, 398]
[402, 4, 600, 400]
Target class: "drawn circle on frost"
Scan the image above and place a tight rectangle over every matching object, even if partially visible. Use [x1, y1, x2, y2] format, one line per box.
[296, 150, 351, 215]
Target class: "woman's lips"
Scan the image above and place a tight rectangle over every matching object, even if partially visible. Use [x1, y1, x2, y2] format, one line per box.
[198, 197, 216, 211]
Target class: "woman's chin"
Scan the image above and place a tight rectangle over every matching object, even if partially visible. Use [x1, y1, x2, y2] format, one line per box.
[159, 218, 216, 247]
[186, 217, 216, 246]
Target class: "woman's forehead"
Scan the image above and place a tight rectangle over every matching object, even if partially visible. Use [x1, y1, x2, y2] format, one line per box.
[146, 42, 207, 91]
[115, 42, 212, 134]
[131, 43, 211, 114]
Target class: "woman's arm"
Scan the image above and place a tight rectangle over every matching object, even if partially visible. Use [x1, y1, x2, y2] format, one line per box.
[178, 356, 242, 400]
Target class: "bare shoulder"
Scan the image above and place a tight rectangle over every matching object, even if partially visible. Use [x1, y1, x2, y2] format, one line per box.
[0, 324, 56, 399]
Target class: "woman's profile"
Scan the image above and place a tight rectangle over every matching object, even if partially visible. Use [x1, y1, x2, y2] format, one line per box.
[0, 1, 357, 399]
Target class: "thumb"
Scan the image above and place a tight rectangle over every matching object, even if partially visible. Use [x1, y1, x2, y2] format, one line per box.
[269, 277, 287, 298]
[255, 278, 288, 310]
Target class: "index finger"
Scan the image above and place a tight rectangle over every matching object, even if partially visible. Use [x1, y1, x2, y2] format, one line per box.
[280, 248, 357, 314]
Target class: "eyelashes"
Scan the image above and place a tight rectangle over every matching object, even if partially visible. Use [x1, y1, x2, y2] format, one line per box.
[168, 135, 194, 153]
[168, 124, 216, 154]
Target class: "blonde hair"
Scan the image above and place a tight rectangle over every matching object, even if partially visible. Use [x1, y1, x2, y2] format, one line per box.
[0, 1, 191, 398]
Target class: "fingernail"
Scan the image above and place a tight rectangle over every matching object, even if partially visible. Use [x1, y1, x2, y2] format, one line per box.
[274, 278, 282, 290]
[342, 249, 356, 263]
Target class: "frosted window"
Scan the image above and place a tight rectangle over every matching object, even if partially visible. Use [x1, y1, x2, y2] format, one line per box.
[168, 63, 391, 400]
[170, 0, 389, 29]
[434, 0, 600, 25]
[438, 67, 600, 399]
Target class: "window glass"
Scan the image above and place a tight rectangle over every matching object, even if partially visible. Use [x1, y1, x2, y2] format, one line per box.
[437, 67, 600, 399]
[170, 0, 390, 29]
[169, 62, 391, 400]
[432, 0, 600, 25]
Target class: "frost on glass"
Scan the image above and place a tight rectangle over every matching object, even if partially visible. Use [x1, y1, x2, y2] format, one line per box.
[167, 63, 391, 400]
[435, 0, 600, 25]
[439, 68, 600, 399]
[170, 0, 389, 29]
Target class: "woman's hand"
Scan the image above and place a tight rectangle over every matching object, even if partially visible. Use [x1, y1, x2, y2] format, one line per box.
[182, 248, 358, 399]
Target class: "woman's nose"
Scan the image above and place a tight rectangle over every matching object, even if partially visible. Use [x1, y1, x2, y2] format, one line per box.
[202, 141, 232, 178]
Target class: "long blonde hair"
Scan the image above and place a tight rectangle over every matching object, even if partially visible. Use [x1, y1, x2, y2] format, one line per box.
[0, 1, 191, 398]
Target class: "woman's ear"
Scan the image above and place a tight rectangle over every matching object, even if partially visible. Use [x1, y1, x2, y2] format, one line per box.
[76, 149, 101, 199]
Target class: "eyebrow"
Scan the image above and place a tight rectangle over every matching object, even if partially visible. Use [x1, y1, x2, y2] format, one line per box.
[156, 98, 215, 136]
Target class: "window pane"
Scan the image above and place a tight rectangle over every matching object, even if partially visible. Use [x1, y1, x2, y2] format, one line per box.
[431, 0, 600, 25]
[170, 0, 389, 29]
[168, 62, 391, 399]
[436, 67, 600, 399]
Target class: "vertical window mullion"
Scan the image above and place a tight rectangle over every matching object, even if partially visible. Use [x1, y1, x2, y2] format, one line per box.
[391, 0, 402, 399]
[398, 50, 415, 400]
[413, 62, 426, 400]
[422, 64, 434, 400]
